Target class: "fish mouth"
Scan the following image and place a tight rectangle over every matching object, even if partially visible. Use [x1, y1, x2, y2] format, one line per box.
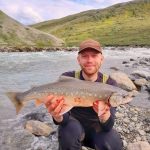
[109, 92, 133, 107]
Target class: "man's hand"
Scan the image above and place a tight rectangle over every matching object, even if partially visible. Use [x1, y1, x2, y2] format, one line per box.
[43, 95, 64, 123]
[93, 100, 111, 123]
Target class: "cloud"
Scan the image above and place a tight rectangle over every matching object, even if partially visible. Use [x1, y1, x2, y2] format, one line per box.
[0, 0, 44, 24]
[10, 5, 43, 25]
[0, 0, 131, 25]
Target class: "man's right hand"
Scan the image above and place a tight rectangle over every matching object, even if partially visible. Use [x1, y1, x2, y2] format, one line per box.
[43, 95, 64, 123]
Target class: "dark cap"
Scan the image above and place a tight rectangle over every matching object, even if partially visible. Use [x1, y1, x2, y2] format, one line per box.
[79, 39, 102, 54]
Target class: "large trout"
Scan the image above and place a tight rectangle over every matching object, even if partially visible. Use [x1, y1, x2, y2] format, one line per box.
[6, 76, 134, 114]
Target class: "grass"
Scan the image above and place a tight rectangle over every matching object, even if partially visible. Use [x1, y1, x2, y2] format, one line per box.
[0, 10, 63, 47]
[32, 0, 150, 47]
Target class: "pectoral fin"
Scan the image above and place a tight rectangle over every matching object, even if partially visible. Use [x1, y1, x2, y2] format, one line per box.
[35, 99, 43, 106]
[60, 104, 73, 115]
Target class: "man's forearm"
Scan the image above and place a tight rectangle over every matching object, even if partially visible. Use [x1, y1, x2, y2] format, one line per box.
[99, 111, 111, 123]
[53, 115, 63, 123]
[53, 112, 70, 125]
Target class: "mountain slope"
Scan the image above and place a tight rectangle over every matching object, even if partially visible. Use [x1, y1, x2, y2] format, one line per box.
[0, 10, 64, 47]
[32, 0, 150, 46]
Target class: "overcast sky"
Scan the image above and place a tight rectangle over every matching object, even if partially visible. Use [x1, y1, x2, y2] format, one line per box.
[0, 0, 132, 25]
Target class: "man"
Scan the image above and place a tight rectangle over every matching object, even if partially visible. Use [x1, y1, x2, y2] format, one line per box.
[44, 39, 123, 150]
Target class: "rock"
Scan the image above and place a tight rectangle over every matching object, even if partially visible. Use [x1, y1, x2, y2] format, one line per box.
[122, 61, 129, 64]
[110, 67, 120, 71]
[1, 100, 150, 150]
[0, 108, 59, 150]
[130, 58, 135, 61]
[127, 141, 150, 150]
[125, 65, 130, 67]
[136, 136, 141, 141]
[123, 118, 130, 124]
[145, 83, 150, 93]
[119, 47, 126, 51]
[25, 120, 53, 136]
[138, 130, 146, 136]
[0, 124, 34, 150]
[132, 70, 150, 80]
[128, 90, 139, 97]
[139, 59, 150, 66]
[23, 112, 46, 122]
[110, 71, 137, 91]
[123, 140, 128, 147]
[134, 78, 148, 87]
[131, 117, 138, 122]
[115, 112, 124, 118]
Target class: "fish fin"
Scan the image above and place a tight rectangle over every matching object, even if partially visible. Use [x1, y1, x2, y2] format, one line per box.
[35, 99, 43, 106]
[58, 75, 80, 82]
[31, 85, 38, 88]
[59, 105, 73, 115]
[6, 92, 23, 114]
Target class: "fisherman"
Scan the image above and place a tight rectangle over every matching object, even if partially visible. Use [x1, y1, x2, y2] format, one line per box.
[44, 39, 123, 150]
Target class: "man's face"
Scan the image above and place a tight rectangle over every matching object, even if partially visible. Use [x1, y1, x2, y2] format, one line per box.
[77, 49, 104, 75]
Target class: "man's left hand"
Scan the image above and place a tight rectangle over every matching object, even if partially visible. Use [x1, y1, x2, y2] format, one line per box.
[93, 100, 111, 123]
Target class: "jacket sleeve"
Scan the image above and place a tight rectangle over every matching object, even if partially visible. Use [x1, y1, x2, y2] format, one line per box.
[99, 107, 116, 131]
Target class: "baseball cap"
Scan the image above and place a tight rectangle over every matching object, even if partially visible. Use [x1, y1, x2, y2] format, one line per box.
[79, 39, 102, 54]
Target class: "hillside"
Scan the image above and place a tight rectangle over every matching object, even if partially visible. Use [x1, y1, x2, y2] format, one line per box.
[0, 10, 64, 47]
[32, 0, 150, 46]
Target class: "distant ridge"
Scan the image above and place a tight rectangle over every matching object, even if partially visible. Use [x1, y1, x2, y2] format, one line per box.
[32, 0, 150, 47]
[0, 10, 64, 47]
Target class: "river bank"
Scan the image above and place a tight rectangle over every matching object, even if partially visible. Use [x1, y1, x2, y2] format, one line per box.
[0, 104, 149, 150]
[0, 45, 150, 52]
[0, 48, 149, 150]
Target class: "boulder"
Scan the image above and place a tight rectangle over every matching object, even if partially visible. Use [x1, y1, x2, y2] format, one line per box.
[132, 70, 150, 80]
[127, 141, 150, 150]
[110, 71, 137, 91]
[25, 120, 53, 136]
[134, 78, 148, 87]
[0, 119, 34, 150]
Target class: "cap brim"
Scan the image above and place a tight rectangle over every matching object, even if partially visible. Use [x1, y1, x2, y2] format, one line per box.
[79, 47, 102, 54]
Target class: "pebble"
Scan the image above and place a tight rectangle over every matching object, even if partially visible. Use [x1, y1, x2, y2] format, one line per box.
[138, 130, 146, 136]
[115, 104, 150, 150]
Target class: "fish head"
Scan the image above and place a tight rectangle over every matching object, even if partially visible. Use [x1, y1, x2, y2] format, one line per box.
[109, 92, 133, 107]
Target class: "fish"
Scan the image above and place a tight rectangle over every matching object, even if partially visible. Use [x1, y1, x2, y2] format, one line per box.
[6, 76, 134, 115]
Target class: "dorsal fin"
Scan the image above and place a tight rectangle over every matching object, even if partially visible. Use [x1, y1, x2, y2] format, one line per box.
[58, 75, 80, 82]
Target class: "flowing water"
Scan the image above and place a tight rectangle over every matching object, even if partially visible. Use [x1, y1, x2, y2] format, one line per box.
[0, 48, 149, 120]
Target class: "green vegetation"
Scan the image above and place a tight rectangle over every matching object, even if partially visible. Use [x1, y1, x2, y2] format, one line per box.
[32, 0, 150, 46]
[0, 10, 63, 47]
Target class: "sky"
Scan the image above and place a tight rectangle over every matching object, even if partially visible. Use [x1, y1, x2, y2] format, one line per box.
[0, 0, 132, 25]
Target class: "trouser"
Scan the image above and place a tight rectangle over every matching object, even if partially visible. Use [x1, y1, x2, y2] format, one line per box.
[58, 117, 123, 150]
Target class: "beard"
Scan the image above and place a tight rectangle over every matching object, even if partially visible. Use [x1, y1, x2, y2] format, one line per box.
[80, 65, 100, 76]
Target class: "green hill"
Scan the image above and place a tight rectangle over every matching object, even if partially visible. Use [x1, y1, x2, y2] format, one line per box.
[32, 0, 150, 47]
[0, 10, 64, 47]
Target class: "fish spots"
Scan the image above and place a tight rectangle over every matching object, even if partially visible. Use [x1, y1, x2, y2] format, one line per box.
[88, 93, 92, 97]
[104, 94, 108, 97]
[75, 91, 79, 95]
[94, 93, 97, 97]
[74, 97, 82, 103]
[99, 95, 102, 98]
[70, 92, 74, 96]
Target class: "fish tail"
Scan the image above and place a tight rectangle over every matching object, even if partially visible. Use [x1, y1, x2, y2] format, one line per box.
[6, 92, 23, 114]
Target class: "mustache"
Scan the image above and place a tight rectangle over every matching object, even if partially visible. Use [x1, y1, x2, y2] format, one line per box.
[84, 63, 95, 66]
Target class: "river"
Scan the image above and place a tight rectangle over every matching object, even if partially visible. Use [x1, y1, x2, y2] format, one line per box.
[0, 47, 149, 120]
